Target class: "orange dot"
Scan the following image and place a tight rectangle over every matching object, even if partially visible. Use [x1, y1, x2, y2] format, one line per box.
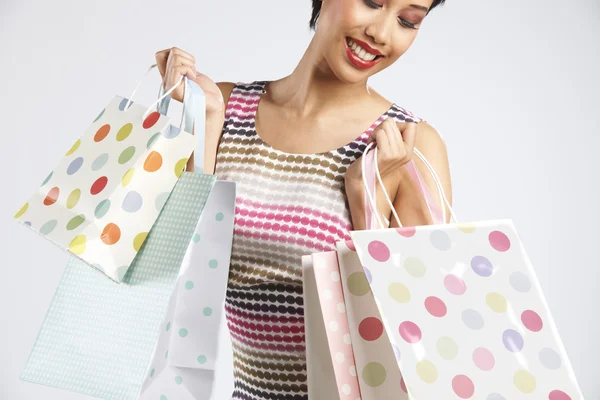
[43, 187, 60, 206]
[94, 124, 111, 142]
[144, 151, 163, 172]
[101, 223, 121, 245]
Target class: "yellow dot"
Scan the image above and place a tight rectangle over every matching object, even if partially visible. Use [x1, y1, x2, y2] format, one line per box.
[133, 232, 148, 252]
[116, 123, 133, 142]
[122, 168, 135, 187]
[388, 282, 411, 303]
[66, 189, 81, 209]
[174, 158, 189, 177]
[514, 370, 536, 393]
[416, 360, 438, 384]
[14, 203, 29, 219]
[457, 223, 477, 234]
[362, 362, 386, 387]
[347, 272, 370, 296]
[404, 257, 426, 277]
[486, 292, 507, 313]
[436, 336, 458, 360]
[69, 235, 87, 255]
[65, 139, 81, 156]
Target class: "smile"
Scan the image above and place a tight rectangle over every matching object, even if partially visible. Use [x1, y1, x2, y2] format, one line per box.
[344, 37, 383, 70]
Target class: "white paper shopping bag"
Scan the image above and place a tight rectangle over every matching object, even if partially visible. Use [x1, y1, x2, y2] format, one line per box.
[14, 65, 198, 282]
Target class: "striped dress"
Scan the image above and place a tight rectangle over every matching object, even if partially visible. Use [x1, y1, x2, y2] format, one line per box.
[214, 81, 422, 400]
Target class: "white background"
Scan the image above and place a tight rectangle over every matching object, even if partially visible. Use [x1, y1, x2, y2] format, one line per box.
[1, 0, 599, 398]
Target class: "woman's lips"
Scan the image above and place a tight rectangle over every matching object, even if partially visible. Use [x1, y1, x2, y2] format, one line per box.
[344, 37, 383, 70]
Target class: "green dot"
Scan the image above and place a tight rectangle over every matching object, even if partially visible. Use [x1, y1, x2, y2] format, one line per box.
[209, 259, 218, 269]
[185, 281, 194, 290]
[347, 272, 371, 296]
[166, 322, 171, 331]
[179, 328, 188, 337]
[165, 350, 169, 359]
[197, 355, 207, 364]
[160, 396, 168, 400]
[175, 376, 183, 385]
[362, 362, 387, 387]
[192, 233, 201, 243]
[215, 212, 224, 221]
[150, 368, 155, 377]
[203, 307, 213, 316]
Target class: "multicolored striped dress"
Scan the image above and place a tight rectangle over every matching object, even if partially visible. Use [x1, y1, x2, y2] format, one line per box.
[214, 81, 423, 399]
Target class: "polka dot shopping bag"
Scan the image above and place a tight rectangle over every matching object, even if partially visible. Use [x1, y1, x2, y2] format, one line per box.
[13, 65, 199, 283]
[346, 142, 584, 399]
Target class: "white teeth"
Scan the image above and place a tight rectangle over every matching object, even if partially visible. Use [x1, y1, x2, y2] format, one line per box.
[347, 39, 378, 62]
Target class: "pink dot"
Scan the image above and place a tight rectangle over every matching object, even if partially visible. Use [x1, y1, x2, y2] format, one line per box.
[549, 390, 572, 400]
[424, 296, 447, 317]
[345, 240, 356, 251]
[398, 321, 422, 344]
[489, 230, 511, 252]
[368, 240, 390, 262]
[521, 310, 544, 332]
[452, 375, 475, 398]
[444, 274, 467, 295]
[395, 226, 416, 237]
[358, 317, 384, 341]
[400, 377, 407, 393]
[472, 347, 495, 371]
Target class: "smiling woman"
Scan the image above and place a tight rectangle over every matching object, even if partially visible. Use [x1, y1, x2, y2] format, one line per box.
[155, 0, 450, 399]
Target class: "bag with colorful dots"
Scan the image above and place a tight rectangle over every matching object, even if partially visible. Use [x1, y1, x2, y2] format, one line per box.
[344, 142, 584, 399]
[13, 65, 201, 283]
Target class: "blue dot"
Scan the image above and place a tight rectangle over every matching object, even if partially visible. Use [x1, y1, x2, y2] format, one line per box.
[179, 328, 188, 338]
[91, 153, 109, 171]
[165, 350, 169, 359]
[150, 368, 155, 377]
[175, 376, 183, 385]
[119, 98, 132, 111]
[166, 322, 171, 331]
[122, 191, 143, 213]
[197, 355, 207, 364]
[185, 281, 194, 290]
[40, 219, 58, 235]
[203, 307, 213, 316]
[160, 395, 168, 400]
[192, 233, 201, 243]
[67, 157, 84, 175]
[215, 212, 224, 221]
[93, 108, 106, 122]
[41, 172, 53, 186]
[209, 259, 218, 269]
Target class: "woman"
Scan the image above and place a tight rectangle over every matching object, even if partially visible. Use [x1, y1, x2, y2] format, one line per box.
[156, 0, 451, 398]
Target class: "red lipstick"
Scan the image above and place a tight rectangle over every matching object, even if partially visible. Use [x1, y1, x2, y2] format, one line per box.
[344, 37, 383, 70]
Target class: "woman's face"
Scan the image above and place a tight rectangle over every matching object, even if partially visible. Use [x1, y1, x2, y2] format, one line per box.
[316, 0, 433, 82]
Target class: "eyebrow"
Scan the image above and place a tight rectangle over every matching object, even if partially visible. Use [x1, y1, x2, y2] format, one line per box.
[409, 4, 429, 12]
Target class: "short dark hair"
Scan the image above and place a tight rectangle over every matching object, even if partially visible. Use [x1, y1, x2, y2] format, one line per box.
[310, 0, 447, 30]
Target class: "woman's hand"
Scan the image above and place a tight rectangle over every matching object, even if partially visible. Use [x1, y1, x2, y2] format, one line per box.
[155, 47, 224, 116]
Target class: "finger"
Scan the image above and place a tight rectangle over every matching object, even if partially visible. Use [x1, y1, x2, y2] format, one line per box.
[169, 47, 196, 64]
[398, 122, 418, 157]
[155, 49, 171, 76]
[373, 124, 392, 155]
[383, 118, 402, 154]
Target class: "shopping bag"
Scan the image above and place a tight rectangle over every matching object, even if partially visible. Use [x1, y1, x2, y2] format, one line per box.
[138, 178, 235, 399]
[348, 142, 584, 399]
[20, 73, 236, 400]
[303, 253, 359, 400]
[13, 65, 198, 282]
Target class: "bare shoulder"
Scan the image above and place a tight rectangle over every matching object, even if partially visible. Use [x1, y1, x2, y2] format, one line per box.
[415, 121, 447, 154]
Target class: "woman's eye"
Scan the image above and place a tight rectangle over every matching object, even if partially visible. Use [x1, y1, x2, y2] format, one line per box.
[364, 0, 382, 9]
[399, 18, 417, 29]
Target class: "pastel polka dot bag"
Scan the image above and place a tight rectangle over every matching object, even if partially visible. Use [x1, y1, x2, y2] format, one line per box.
[346, 142, 584, 399]
[14, 65, 199, 282]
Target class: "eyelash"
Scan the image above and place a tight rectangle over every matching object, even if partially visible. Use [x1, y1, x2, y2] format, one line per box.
[363, 0, 419, 30]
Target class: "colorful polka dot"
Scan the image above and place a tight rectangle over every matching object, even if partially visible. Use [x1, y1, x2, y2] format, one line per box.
[90, 176, 108, 195]
[452, 375, 475, 398]
[437, 336, 458, 360]
[179, 328, 188, 337]
[400, 377, 407, 393]
[133, 232, 148, 252]
[143, 112, 160, 129]
[160, 395, 167, 400]
[95, 199, 111, 219]
[174, 158, 189, 177]
[121, 168, 135, 187]
[41, 172, 53, 186]
[203, 307, 213, 316]
[399, 321, 422, 343]
[175, 376, 183, 385]
[514, 369, 536, 393]
[185, 281, 194, 290]
[118, 98, 131, 111]
[388, 282, 411, 303]
[91, 153, 110, 171]
[94, 108, 106, 121]
[424, 296, 447, 317]
[363, 266, 372, 283]
[486, 394, 506, 400]
[67, 157, 84, 175]
[358, 317, 384, 341]
[489, 230, 511, 252]
[118, 146, 136, 164]
[392, 343, 401, 362]
[347, 272, 370, 296]
[143, 151, 163, 172]
[471, 255, 493, 277]
[66, 215, 86, 231]
[216, 212, 224, 221]
[539, 347, 562, 370]
[345, 240, 356, 251]
[473, 347, 495, 371]
[40, 220, 58, 236]
[14, 203, 28, 219]
[209, 259, 218, 269]
[65, 139, 81, 156]
[116, 123, 133, 141]
[456, 223, 477, 233]
[192, 233, 201, 243]
[122, 191, 143, 213]
[44, 187, 60, 206]
[166, 322, 171, 331]
[94, 124, 111, 142]
[197, 355, 207, 364]
[404, 257, 426, 278]
[395, 226, 416, 237]
[362, 362, 386, 387]
[66, 189, 81, 209]
[521, 310, 543, 332]
[101, 223, 121, 245]
[462, 309, 484, 330]
[147, 132, 161, 149]
[486, 292, 507, 313]
[510, 271, 531, 292]
[430, 229, 451, 250]
[444, 274, 466, 295]
[415, 360, 438, 384]
[549, 390, 571, 400]
[367, 240, 390, 262]
[502, 329, 524, 352]
[69, 235, 86, 255]
[149, 368, 155, 377]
